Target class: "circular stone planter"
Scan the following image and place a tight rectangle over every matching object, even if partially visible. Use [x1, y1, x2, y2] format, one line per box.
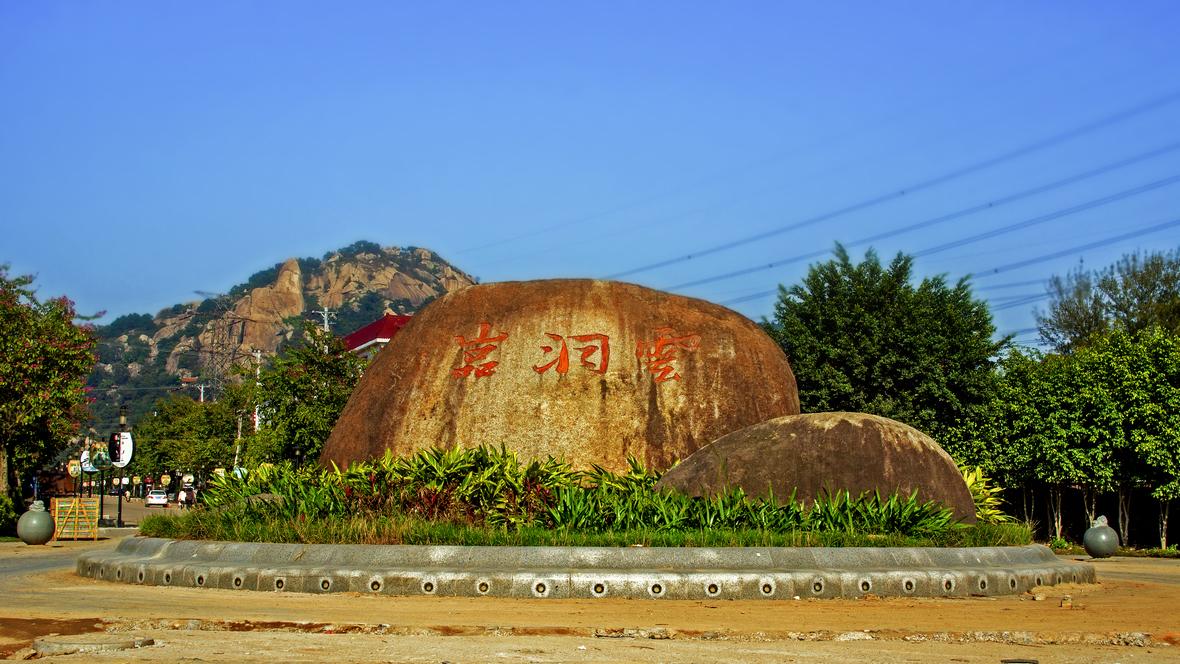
[76, 538, 1095, 600]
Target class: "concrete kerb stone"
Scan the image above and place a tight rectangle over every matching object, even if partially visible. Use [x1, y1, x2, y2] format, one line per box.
[76, 538, 1096, 600]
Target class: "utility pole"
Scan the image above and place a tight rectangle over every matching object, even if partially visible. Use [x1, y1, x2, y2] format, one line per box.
[252, 349, 262, 433]
[233, 349, 263, 471]
[309, 307, 336, 331]
[116, 405, 127, 528]
[198, 383, 206, 403]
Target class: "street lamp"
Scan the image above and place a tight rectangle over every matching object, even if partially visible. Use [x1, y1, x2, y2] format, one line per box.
[116, 405, 127, 527]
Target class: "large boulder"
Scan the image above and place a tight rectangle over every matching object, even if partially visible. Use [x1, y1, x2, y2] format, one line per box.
[654, 412, 976, 522]
[320, 279, 800, 472]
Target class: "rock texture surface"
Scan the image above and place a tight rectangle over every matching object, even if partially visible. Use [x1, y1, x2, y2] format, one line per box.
[87, 242, 476, 432]
[321, 279, 800, 472]
[654, 412, 975, 522]
[306, 247, 472, 310]
[93, 244, 475, 377]
[217, 258, 307, 354]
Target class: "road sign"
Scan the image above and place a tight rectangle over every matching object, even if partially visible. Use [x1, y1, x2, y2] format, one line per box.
[161, 475, 172, 486]
[67, 459, 81, 478]
[80, 449, 97, 473]
[89, 441, 112, 471]
[110, 432, 134, 469]
[182, 473, 195, 486]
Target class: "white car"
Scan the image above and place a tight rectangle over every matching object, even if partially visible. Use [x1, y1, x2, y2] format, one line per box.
[145, 490, 170, 508]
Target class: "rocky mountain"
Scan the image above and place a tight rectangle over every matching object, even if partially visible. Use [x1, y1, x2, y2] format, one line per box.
[87, 241, 475, 427]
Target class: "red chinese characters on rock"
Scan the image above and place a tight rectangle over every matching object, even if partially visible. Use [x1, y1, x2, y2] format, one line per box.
[533, 333, 610, 375]
[636, 327, 701, 383]
[451, 322, 509, 378]
[450, 325, 696, 382]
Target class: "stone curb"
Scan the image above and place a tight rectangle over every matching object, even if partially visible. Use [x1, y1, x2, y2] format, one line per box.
[77, 537, 1095, 600]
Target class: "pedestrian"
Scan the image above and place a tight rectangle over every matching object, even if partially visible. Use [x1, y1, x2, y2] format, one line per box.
[177, 488, 187, 509]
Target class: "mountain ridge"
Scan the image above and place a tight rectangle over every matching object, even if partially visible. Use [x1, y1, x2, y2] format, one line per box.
[86, 240, 475, 427]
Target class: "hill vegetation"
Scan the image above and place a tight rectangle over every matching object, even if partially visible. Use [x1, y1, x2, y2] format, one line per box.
[85, 241, 474, 432]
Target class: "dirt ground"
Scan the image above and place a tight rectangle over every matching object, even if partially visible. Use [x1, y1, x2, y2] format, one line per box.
[3, 537, 1179, 662]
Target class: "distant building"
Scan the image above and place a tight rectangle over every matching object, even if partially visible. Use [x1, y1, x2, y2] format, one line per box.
[342, 312, 413, 360]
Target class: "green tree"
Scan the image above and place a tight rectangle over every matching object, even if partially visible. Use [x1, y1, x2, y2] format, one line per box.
[1080, 328, 1180, 548]
[968, 349, 1123, 539]
[764, 245, 1006, 444]
[1036, 264, 1108, 353]
[954, 350, 1043, 522]
[131, 395, 236, 478]
[1038, 250, 1180, 352]
[256, 323, 367, 463]
[0, 267, 96, 499]
[968, 329, 1180, 546]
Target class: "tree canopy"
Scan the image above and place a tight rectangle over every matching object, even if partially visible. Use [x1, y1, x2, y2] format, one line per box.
[254, 323, 367, 462]
[1038, 249, 1180, 352]
[763, 245, 1006, 443]
[955, 327, 1180, 546]
[130, 395, 236, 477]
[0, 266, 96, 498]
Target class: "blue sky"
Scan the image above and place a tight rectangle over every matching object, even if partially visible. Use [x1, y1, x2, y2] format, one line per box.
[3, 3, 1179, 345]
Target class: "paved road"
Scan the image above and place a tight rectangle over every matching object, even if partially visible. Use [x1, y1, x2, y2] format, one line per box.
[3, 537, 1178, 662]
[98, 497, 182, 526]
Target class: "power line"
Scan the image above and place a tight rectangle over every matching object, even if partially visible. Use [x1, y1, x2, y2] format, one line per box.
[991, 293, 1052, 311]
[720, 289, 784, 307]
[988, 292, 1044, 302]
[456, 30, 1164, 260]
[913, 173, 1180, 257]
[719, 216, 1180, 307]
[671, 169, 1180, 292]
[604, 89, 1180, 280]
[975, 279, 1050, 292]
[87, 385, 190, 392]
[974, 216, 1180, 278]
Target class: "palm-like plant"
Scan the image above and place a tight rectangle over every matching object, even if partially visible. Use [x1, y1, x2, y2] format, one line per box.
[961, 466, 1014, 524]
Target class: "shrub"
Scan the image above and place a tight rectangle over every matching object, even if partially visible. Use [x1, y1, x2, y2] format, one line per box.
[140, 509, 1033, 547]
[0, 494, 17, 535]
[961, 466, 1014, 524]
[197, 445, 966, 541]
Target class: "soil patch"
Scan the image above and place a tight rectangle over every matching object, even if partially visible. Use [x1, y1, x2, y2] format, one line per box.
[0, 617, 104, 658]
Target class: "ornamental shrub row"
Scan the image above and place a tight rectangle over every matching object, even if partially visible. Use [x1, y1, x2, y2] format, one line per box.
[199, 445, 964, 538]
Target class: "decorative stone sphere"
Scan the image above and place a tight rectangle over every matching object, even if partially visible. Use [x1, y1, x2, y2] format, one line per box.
[16, 500, 55, 546]
[1083, 516, 1119, 558]
[322, 279, 800, 473]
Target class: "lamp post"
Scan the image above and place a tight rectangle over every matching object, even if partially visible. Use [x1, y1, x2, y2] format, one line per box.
[116, 405, 127, 528]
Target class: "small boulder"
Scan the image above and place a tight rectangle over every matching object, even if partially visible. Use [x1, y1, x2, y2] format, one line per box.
[655, 412, 976, 522]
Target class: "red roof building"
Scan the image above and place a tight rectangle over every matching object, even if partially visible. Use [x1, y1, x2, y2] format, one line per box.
[343, 313, 413, 359]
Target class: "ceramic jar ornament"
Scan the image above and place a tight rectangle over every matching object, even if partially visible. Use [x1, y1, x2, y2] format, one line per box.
[17, 500, 55, 546]
[1083, 515, 1119, 558]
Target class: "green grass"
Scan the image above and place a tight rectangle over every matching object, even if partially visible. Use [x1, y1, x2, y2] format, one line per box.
[1044, 540, 1180, 558]
[140, 510, 1034, 548]
[1133, 547, 1180, 558]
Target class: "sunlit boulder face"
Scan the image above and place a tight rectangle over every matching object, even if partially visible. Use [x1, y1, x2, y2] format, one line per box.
[320, 279, 800, 473]
[654, 412, 976, 523]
